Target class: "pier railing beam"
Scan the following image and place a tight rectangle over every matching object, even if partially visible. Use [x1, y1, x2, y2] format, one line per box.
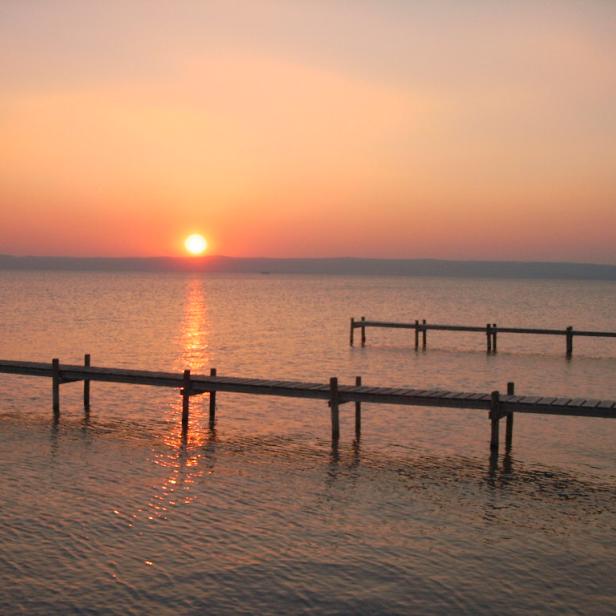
[355, 376, 362, 439]
[506, 382, 514, 449]
[52, 358, 60, 415]
[361, 316, 366, 347]
[209, 368, 217, 426]
[182, 369, 191, 428]
[566, 326, 573, 358]
[422, 319, 427, 350]
[83, 354, 91, 411]
[492, 324, 498, 353]
[350, 318, 355, 347]
[330, 377, 340, 441]
[414, 320, 419, 350]
[489, 390, 501, 450]
[486, 323, 492, 353]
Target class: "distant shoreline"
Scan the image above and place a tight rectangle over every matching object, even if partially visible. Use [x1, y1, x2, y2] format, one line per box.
[1, 254, 616, 281]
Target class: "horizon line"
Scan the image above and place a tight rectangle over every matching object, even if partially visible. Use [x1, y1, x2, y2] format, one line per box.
[2, 254, 616, 268]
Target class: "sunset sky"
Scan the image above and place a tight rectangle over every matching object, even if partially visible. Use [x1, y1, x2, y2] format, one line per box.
[1, 1, 615, 262]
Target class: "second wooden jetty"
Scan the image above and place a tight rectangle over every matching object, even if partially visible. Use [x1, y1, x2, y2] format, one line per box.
[350, 317, 616, 357]
[1, 358, 615, 452]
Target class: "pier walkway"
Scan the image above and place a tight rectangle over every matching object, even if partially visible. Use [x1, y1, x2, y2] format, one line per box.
[1, 358, 615, 451]
[350, 317, 616, 356]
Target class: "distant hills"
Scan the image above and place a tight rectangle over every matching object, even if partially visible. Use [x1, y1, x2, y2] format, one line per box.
[1, 254, 615, 281]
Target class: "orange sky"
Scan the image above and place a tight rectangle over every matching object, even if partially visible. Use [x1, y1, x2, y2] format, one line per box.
[1, 1, 615, 262]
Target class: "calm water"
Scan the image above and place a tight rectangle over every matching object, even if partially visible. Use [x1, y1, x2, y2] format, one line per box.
[0, 271, 615, 614]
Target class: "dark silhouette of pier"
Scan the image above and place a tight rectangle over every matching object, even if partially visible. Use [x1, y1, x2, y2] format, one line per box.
[1, 357, 615, 452]
[350, 317, 616, 357]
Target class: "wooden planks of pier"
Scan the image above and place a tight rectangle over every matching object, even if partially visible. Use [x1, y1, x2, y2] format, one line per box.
[1, 358, 616, 452]
[350, 317, 616, 357]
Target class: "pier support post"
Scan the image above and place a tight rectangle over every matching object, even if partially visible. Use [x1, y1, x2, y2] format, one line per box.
[355, 376, 362, 439]
[350, 318, 355, 347]
[492, 324, 498, 353]
[182, 369, 191, 428]
[361, 316, 366, 347]
[330, 377, 340, 441]
[414, 320, 419, 350]
[486, 323, 492, 353]
[52, 358, 60, 415]
[566, 326, 573, 358]
[489, 390, 501, 450]
[209, 368, 217, 425]
[506, 382, 514, 449]
[83, 354, 91, 411]
[422, 319, 427, 350]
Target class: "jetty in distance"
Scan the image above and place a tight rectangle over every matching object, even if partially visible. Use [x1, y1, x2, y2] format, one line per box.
[350, 317, 616, 357]
[1, 357, 615, 453]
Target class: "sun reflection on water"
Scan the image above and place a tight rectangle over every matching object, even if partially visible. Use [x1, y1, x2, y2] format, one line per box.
[175, 276, 210, 372]
[146, 276, 216, 520]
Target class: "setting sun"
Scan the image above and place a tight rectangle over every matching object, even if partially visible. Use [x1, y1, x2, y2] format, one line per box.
[184, 234, 207, 256]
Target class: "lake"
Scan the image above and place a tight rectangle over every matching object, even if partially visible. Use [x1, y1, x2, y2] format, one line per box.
[0, 271, 615, 614]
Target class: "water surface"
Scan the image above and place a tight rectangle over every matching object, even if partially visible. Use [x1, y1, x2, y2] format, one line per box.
[0, 271, 615, 614]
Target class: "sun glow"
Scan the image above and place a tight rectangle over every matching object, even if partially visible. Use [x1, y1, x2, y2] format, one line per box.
[184, 234, 207, 256]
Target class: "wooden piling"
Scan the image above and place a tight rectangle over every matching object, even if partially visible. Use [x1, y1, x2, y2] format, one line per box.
[83, 354, 91, 410]
[182, 369, 191, 428]
[209, 368, 217, 424]
[361, 316, 366, 347]
[52, 358, 60, 415]
[355, 376, 362, 438]
[492, 323, 498, 353]
[414, 320, 419, 350]
[566, 326, 573, 358]
[350, 318, 355, 347]
[330, 377, 340, 440]
[486, 323, 492, 353]
[422, 319, 427, 349]
[489, 390, 500, 450]
[506, 382, 514, 449]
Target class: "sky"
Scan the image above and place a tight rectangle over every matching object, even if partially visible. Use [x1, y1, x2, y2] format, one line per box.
[1, 1, 615, 261]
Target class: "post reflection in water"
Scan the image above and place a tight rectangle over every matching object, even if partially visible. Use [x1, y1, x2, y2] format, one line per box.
[49, 414, 60, 459]
[486, 451, 514, 483]
[147, 276, 216, 521]
[324, 438, 362, 492]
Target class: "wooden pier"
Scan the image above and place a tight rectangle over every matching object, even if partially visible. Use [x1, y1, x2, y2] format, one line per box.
[1, 358, 615, 451]
[350, 317, 616, 357]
